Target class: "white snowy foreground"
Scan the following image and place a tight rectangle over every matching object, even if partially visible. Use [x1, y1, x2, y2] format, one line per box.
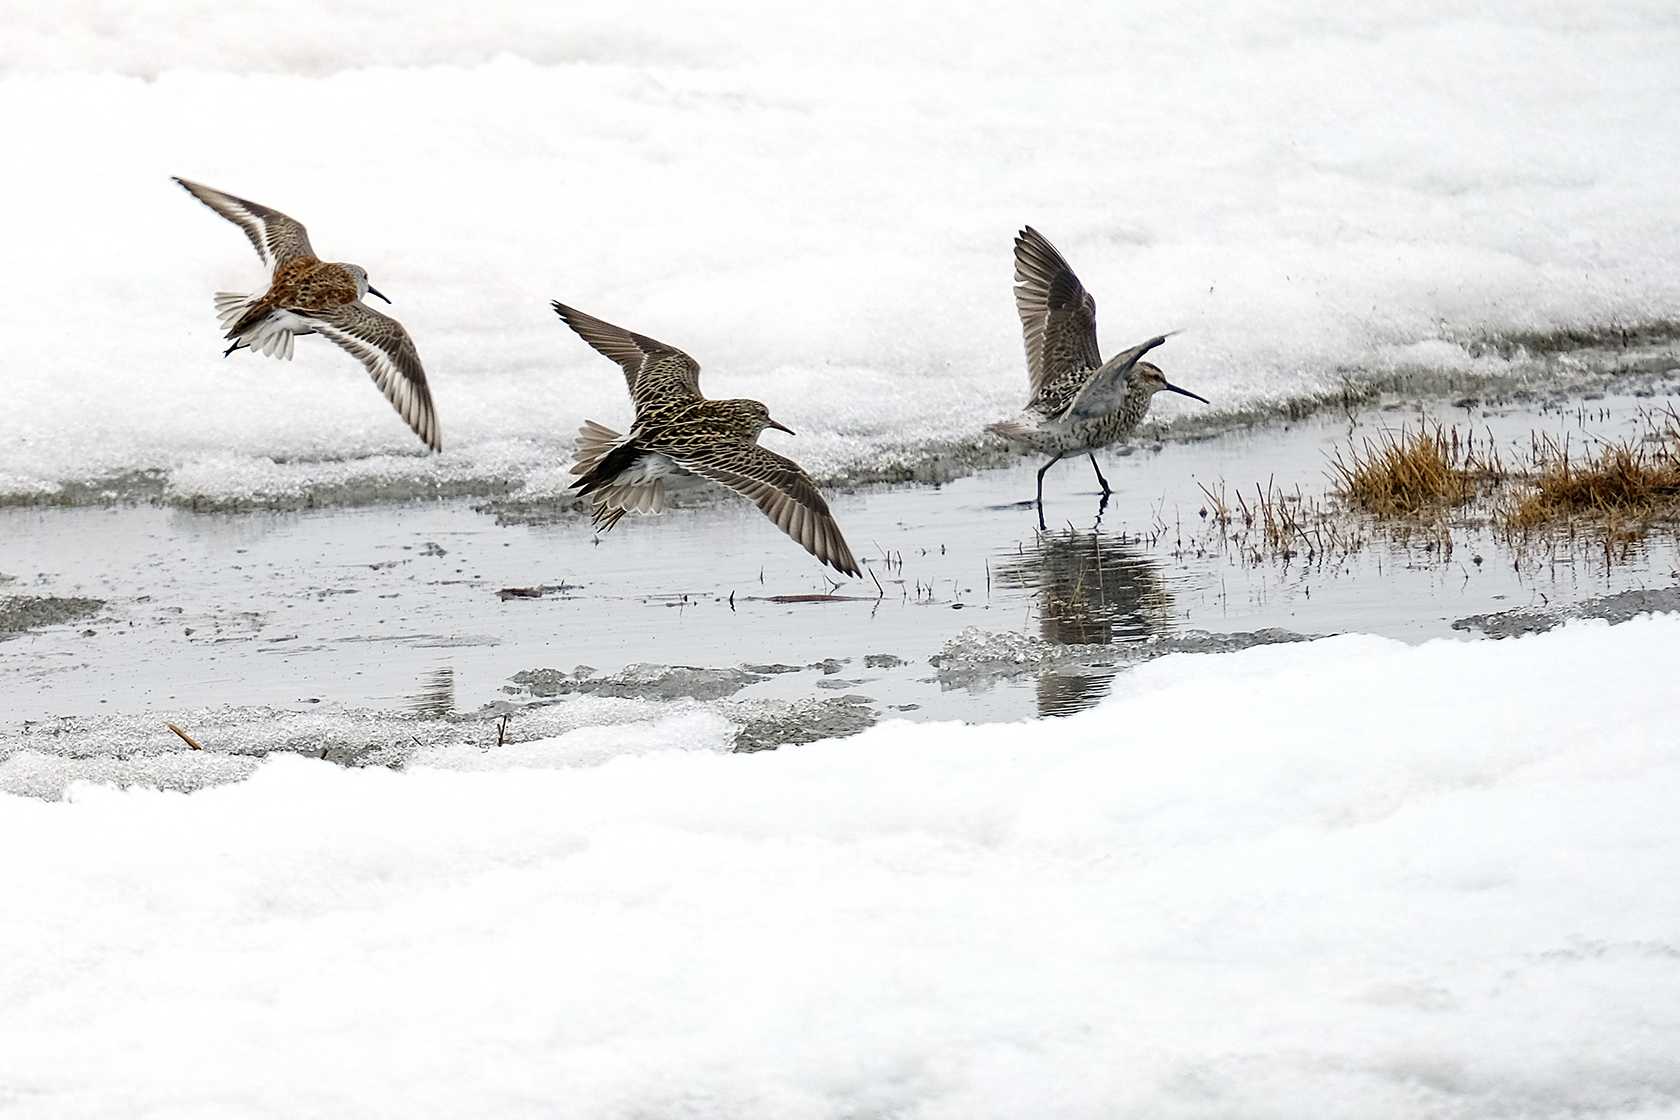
[3, 616, 1679, 1118]
[2, 1, 1679, 501]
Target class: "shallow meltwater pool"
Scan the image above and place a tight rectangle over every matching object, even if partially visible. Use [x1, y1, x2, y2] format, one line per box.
[3, 393, 1677, 772]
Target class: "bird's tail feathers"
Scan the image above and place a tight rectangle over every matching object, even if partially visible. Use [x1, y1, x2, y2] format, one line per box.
[215, 293, 298, 360]
[572, 421, 669, 529]
[570, 420, 628, 478]
[213, 291, 261, 329]
[987, 418, 1037, 443]
[586, 477, 666, 533]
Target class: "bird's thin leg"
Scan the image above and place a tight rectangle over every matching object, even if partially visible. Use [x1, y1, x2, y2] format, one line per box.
[222, 340, 246, 357]
[1088, 454, 1112, 497]
[1035, 453, 1063, 531]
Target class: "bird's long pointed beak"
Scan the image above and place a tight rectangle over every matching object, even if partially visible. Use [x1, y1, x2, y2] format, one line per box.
[1163, 382, 1209, 405]
[767, 419, 796, 435]
[367, 286, 392, 304]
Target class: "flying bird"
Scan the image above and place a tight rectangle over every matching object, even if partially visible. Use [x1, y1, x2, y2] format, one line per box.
[555, 301, 860, 577]
[990, 226, 1206, 526]
[175, 177, 441, 452]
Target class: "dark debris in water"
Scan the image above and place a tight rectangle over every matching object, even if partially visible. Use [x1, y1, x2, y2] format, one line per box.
[497, 583, 582, 601]
[760, 593, 875, 603]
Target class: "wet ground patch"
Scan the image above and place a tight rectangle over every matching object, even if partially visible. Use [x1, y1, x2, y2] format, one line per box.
[0, 596, 104, 637]
[4, 388, 1679, 796]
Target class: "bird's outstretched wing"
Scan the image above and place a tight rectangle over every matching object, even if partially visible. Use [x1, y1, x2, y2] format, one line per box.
[1014, 226, 1102, 399]
[553, 302, 703, 410]
[672, 441, 859, 576]
[175, 178, 316, 271]
[306, 301, 442, 452]
[1060, 335, 1171, 425]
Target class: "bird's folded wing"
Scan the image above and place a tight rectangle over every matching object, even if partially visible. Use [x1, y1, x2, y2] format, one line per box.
[174, 178, 316, 271]
[1015, 226, 1102, 397]
[307, 302, 442, 452]
[552, 302, 703, 409]
[1061, 334, 1170, 425]
[676, 443, 860, 576]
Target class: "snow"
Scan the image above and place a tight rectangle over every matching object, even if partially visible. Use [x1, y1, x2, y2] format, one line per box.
[4, 616, 1679, 1117]
[5, 5, 1680, 1114]
[3, 1, 1679, 501]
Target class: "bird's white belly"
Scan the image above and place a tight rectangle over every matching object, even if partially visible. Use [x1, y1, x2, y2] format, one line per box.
[621, 452, 707, 496]
[992, 410, 1112, 456]
[621, 452, 687, 484]
[240, 308, 318, 360]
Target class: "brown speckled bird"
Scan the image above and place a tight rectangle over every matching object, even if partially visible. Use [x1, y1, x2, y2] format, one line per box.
[555, 301, 860, 577]
[989, 226, 1206, 525]
[175, 177, 441, 452]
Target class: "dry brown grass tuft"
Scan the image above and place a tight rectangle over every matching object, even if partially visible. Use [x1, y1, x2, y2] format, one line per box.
[1329, 423, 1505, 516]
[1194, 408, 1680, 577]
[1504, 408, 1680, 535]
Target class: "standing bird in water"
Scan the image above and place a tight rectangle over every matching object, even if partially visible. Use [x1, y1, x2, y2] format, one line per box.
[989, 226, 1207, 528]
[554, 302, 860, 577]
[174, 178, 441, 452]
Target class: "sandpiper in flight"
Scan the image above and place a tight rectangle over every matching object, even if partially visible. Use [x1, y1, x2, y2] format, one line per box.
[174, 177, 441, 452]
[554, 302, 860, 577]
[989, 226, 1207, 528]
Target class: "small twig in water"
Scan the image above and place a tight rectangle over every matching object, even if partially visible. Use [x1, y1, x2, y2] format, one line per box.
[166, 723, 203, 750]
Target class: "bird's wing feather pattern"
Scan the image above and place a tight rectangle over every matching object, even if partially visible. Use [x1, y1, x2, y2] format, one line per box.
[672, 442, 859, 576]
[553, 302, 703, 408]
[1061, 335, 1170, 425]
[305, 302, 442, 452]
[1014, 226, 1101, 398]
[175, 178, 316, 270]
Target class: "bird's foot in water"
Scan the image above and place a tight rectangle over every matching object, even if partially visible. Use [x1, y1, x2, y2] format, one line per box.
[1088, 453, 1112, 498]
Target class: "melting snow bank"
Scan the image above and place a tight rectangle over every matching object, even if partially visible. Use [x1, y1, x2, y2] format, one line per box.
[3, 615, 1680, 1118]
[8, 350, 1680, 512]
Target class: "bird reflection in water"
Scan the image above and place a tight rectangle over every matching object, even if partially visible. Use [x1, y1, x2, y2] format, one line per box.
[412, 665, 455, 719]
[995, 527, 1173, 717]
